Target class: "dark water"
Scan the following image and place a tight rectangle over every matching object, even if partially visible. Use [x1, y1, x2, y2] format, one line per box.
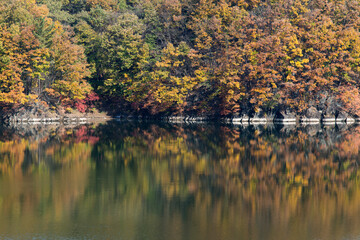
[1, 121, 360, 240]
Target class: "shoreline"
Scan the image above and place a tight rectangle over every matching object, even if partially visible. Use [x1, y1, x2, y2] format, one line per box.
[9, 116, 112, 124]
[4, 109, 360, 126]
[114, 115, 360, 125]
[2, 111, 112, 125]
[6, 116, 360, 126]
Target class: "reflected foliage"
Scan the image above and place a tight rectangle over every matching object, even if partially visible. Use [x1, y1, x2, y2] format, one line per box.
[0, 124, 99, 174]
[1, 122, 360, 239]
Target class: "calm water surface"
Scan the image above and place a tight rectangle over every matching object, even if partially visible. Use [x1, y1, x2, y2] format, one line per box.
[0, 121, 360, 240]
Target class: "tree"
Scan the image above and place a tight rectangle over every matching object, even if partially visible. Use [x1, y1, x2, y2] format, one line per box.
[44, 26, 92, 107]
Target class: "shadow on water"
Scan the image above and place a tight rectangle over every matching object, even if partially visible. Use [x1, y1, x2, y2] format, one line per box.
[0, 121, 360, 239]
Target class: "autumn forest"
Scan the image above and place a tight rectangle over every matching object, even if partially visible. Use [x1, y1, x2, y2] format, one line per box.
[1, 0, 360, 117]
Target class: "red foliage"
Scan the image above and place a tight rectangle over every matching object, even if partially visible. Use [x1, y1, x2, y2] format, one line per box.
[75, 101, 87, 113]
[75, 126, 100, 144]
[74, 92, 100, 113]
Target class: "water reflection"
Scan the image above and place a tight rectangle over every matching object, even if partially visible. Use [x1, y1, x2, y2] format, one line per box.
[0, 122, 359, 240]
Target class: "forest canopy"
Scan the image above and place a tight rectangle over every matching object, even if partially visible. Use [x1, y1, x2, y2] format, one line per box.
[1, 0, 360, 116]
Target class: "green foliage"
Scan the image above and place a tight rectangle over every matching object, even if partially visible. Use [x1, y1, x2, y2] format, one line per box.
[0, 42, 10, 72]
[33, 17, 55, 48]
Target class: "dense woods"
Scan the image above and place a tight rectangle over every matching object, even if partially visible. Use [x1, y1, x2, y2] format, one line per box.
[2, 0, 360, 117]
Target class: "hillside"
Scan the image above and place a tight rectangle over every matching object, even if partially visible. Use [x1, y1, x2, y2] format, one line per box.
[1, 0, 360, 118]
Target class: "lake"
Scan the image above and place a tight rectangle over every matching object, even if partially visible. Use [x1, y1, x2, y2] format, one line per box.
[0, 121, 360, 240]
